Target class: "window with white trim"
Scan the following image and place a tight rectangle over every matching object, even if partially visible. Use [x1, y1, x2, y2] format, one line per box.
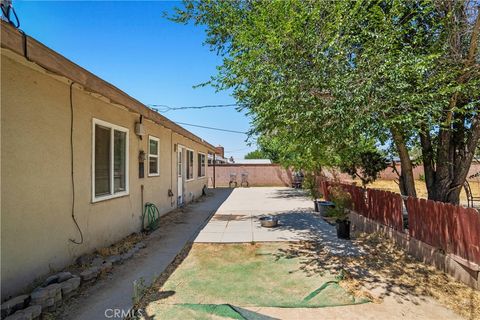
[93, 119, 129, 201]
[148, 136, 160, 176]
[197, 153, 206, 178]
[186, 150, 194, 180]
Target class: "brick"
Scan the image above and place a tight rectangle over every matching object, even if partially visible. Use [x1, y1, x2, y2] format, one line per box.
[44, 283, 61, 299]
[14, 305, 42, 320]
[23, 305, 41, 319]
[91, 256, 105, 267]
[4, 311, 29, 320]
[80, 267, 99, 282]
[42, 271, 72, 287]
[30, 288, 49, 306]
[106, 255, 122, 265]
[57, 271, 73, 283]
[1, 295, 29, 318]
[65, 276, 81, 290]
[38, 297, 54, 310]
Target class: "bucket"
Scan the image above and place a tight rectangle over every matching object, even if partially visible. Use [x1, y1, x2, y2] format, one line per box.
[317, 201, 335, 216]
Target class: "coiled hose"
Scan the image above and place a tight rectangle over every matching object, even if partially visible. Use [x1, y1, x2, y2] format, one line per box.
[142, 202, 160, 231]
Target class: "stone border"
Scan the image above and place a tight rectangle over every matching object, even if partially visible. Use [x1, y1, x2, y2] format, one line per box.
[349, 211, 479, 290]
[1, 242, 146, 320]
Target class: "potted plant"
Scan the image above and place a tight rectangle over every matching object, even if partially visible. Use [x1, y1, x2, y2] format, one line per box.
[325, 186, 353, 239]
[303, 173, 321, 211]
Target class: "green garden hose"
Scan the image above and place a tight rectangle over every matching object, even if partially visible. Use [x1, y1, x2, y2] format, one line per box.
[142, 202, 160, 231]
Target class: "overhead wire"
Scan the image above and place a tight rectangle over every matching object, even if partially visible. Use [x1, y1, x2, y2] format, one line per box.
[174, 121, 247, 134]
[146, 104, 248, 134]
[148, 103, 240, 113]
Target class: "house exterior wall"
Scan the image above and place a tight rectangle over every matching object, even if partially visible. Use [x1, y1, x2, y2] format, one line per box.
[1, 50, 209, 299]
[207, 164, 294, 187]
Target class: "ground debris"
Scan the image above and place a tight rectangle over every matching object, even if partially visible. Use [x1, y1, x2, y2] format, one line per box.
[96, 232, 146, 257]
[277, 232, 479, 319]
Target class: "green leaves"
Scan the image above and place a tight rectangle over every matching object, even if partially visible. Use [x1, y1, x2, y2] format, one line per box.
[169, 0, 480, 191]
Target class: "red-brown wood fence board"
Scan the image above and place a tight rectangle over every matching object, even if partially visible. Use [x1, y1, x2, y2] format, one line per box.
[404, 196, 480, 265]
[366, 189, 403, 231]
[319, 179, 479, 265]
[452, 206, 480, 264]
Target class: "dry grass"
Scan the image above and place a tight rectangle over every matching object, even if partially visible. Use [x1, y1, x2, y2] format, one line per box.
[360, 179, 480, 203]
[96, 232, 146, 256]
[277, 233, 480, 320]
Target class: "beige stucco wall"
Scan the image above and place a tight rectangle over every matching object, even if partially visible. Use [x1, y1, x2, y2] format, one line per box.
[0, 49, 209, 299]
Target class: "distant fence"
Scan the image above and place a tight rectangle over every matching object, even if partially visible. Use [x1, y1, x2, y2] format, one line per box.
[322, 162, 480, 181]
[321, 181, 480, 265]
[207, 164, 294, 187]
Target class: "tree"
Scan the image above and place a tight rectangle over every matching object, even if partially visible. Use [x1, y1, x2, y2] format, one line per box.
[171, 0, 480, 204]
[340, 150, 389, 188]
[244, 150, 267, 159]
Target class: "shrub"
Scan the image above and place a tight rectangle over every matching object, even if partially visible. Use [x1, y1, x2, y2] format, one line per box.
[325, 186, 352, 220]
[303, 173, 320, 200]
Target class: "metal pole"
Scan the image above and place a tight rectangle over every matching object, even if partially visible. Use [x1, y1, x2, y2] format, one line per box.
[213, 153, 216, 188]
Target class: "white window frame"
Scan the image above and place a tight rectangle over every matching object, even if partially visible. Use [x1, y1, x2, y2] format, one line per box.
[92, 118, 129, 203]
[148, 135, 160, 177]
[186, 148, 195, 181]
[197, 152, 206, 178]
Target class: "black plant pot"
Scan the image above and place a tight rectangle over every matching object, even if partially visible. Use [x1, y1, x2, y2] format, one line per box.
[336, 220, 350, 239]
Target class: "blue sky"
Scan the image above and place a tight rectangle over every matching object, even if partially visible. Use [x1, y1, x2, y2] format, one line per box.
[14, 1, 256, 159]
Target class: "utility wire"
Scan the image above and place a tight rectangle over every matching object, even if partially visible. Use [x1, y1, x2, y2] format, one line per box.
[148, 103, 240, 113]
[175, 121, 247, 134]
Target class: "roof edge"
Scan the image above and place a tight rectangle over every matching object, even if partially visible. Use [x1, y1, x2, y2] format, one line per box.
[0, 21, 216, 151]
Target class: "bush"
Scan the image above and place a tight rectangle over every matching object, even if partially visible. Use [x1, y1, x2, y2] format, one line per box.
[303, 173, 319, 200]
[325, 186, 352, 220]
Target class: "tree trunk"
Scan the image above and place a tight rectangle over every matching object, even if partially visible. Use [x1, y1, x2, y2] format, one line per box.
[419, 128, 435, 199]
[425, 6, 480, 205]
[390, 127, 417, 197]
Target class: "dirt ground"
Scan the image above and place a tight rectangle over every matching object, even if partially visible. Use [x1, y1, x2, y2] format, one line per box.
[139, 243, 365, 318]
[136, 234, 478, 320]
[280, 233, 480, 320]
[362, 179, 480, 203]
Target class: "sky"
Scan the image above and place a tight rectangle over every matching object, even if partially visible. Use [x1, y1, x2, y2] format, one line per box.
[13, 1, 256, 159]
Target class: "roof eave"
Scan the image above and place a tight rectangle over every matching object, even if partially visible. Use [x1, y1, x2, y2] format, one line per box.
[0, 20, 216, 152]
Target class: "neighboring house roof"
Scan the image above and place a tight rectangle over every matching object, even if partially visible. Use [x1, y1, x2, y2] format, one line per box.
[207, 153, 230, 163]
[235, 159, 272, 164]
[0, 21, 215, 151]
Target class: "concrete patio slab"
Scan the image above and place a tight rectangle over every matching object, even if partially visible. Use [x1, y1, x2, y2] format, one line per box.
[221, 232, 253, 243]
[195, 187, 362, 256]
[194, 232, 224, 243]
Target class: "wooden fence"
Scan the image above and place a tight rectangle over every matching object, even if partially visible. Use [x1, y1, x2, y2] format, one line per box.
[321, 181, 480, 265]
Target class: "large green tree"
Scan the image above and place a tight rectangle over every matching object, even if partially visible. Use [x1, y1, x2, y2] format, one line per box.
[171, 0, 480, 204]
